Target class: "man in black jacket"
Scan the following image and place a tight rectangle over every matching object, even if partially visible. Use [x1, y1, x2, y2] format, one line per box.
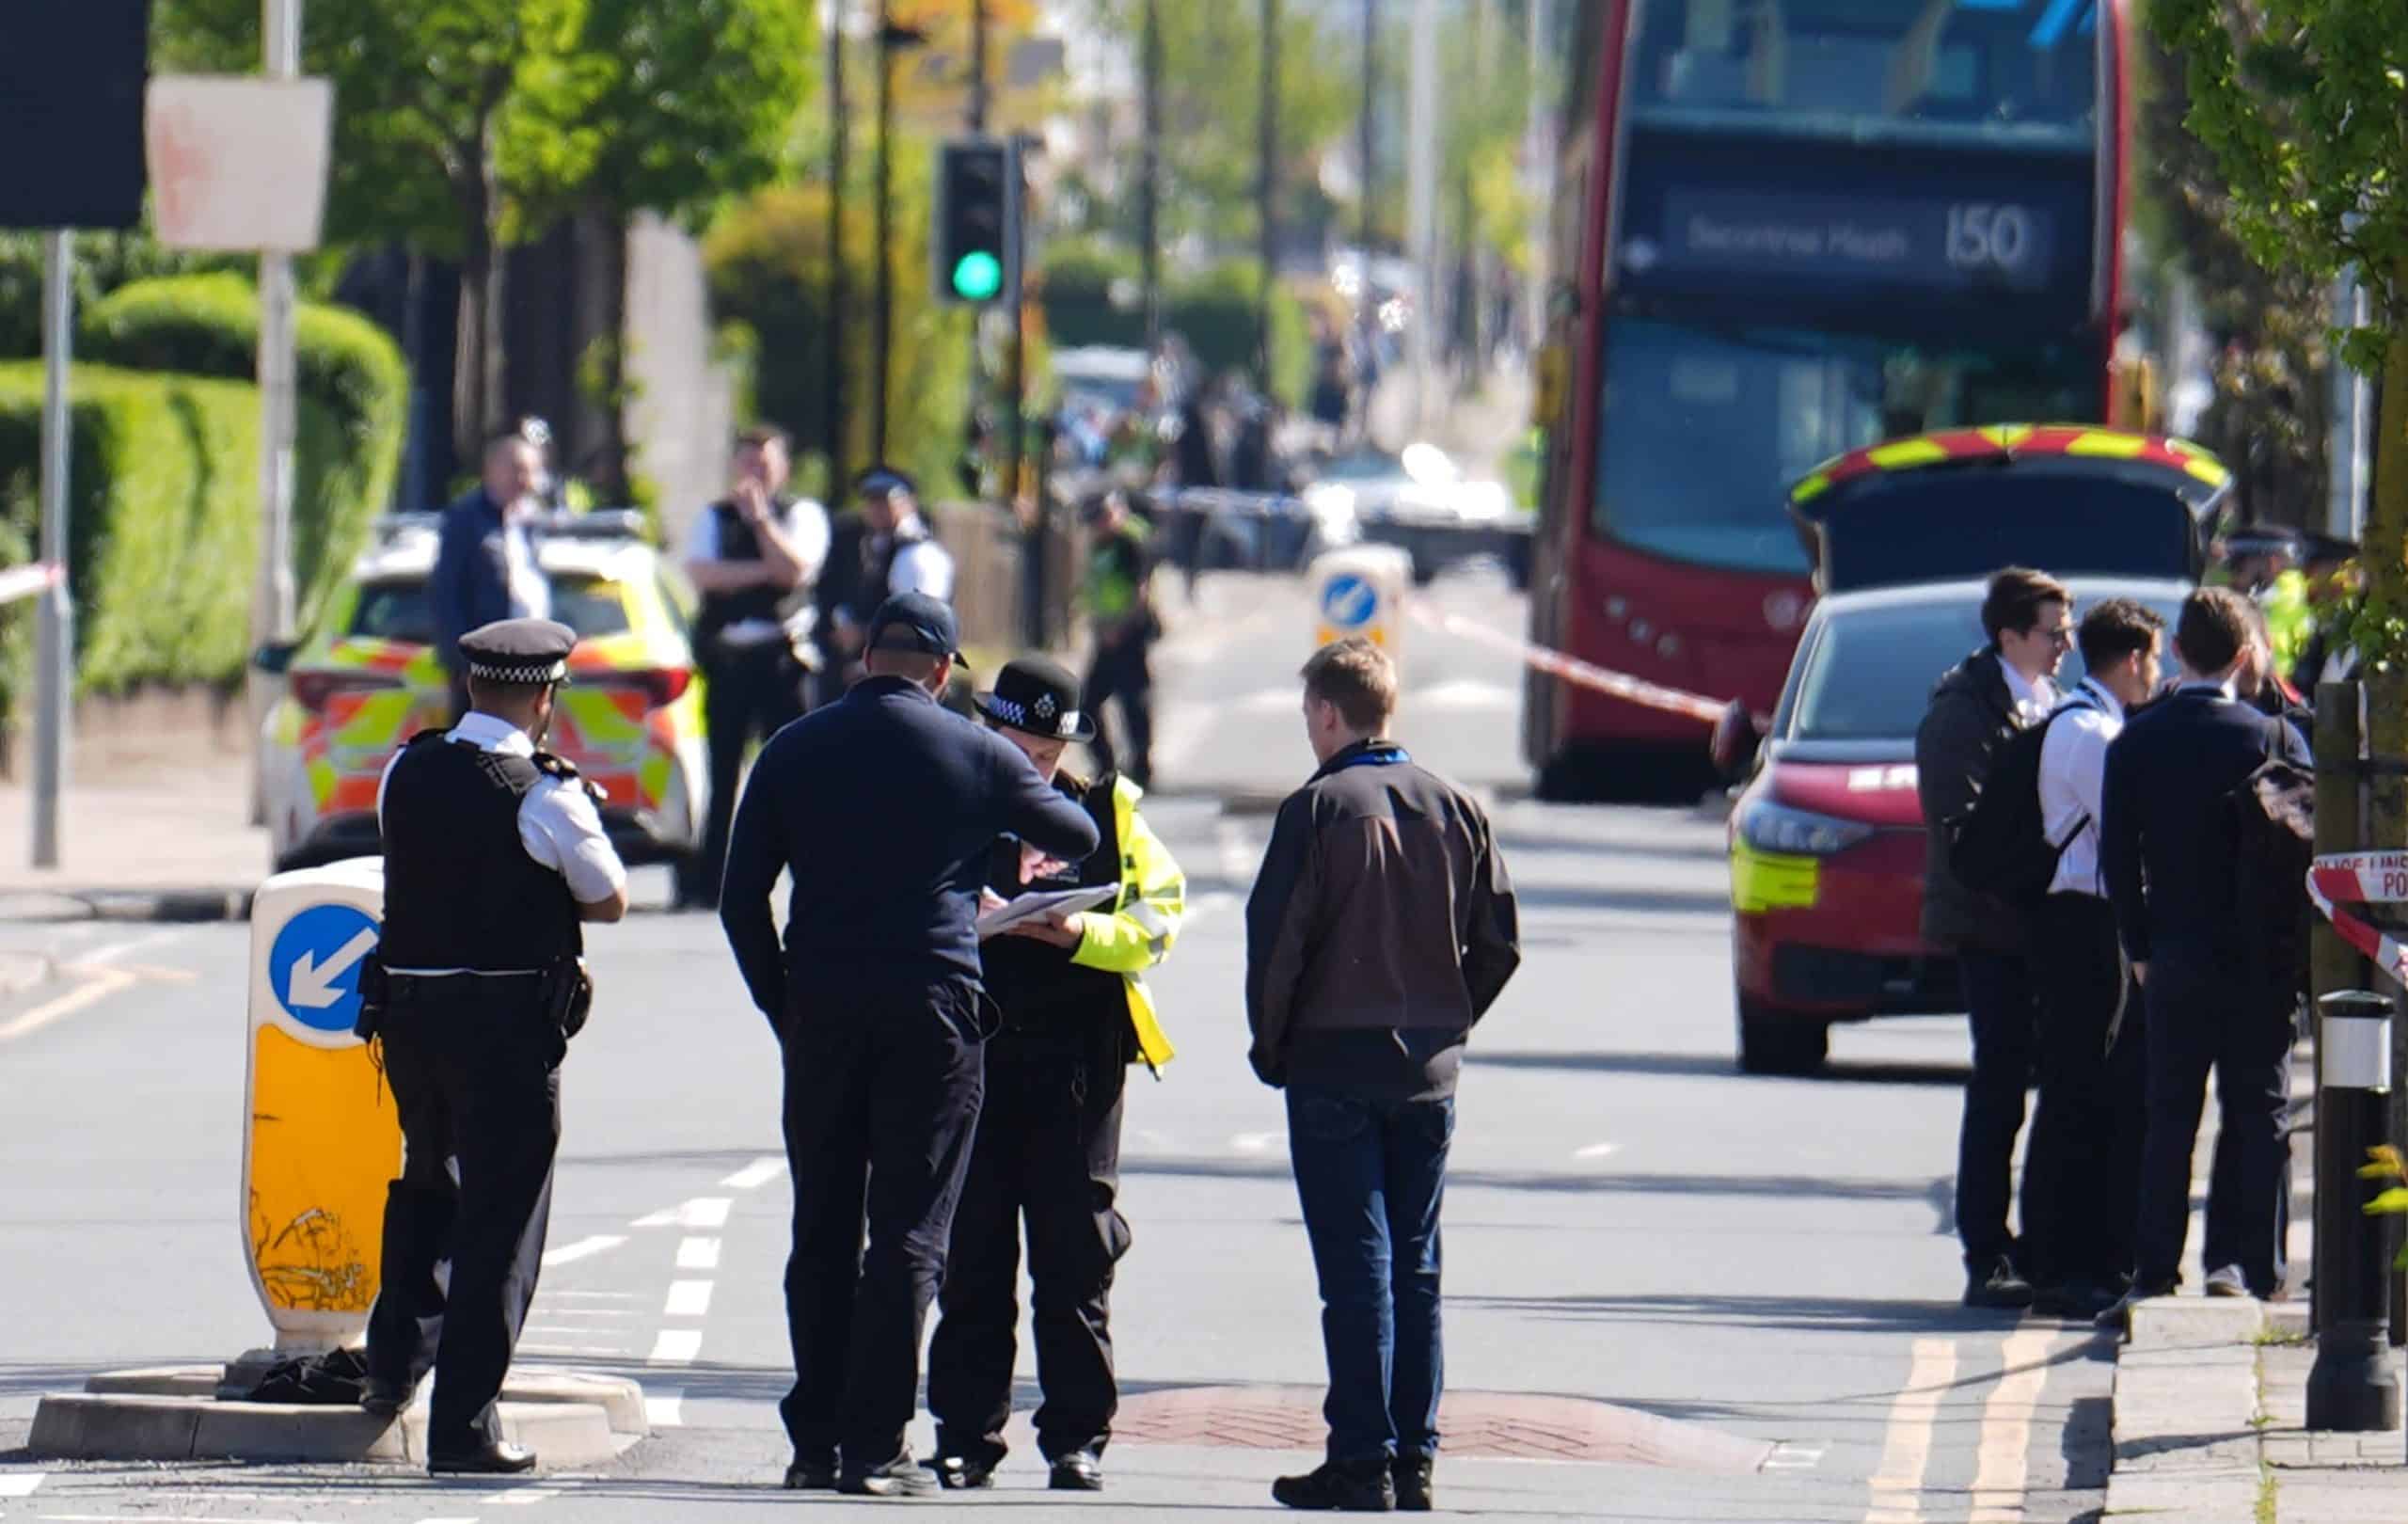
[719, 594, 1101, 1498]
[1913, 566, 2072, 1309]
[1246, 638, 1520, 1514]
[2098, 588, 2309, 1324]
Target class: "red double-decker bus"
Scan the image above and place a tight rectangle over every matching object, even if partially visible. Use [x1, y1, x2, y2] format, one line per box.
[1525, 0, 2140, 796]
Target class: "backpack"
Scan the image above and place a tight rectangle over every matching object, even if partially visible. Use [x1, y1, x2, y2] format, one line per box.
[2230, 745, 2315, 1001]
[1949, 700, 2093, 903]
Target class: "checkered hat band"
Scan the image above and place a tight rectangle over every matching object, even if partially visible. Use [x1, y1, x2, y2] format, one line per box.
[468, 659, 568, 684]
[987, 695, 1079, 735]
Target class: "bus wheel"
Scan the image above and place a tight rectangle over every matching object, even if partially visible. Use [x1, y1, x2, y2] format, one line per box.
[1736, 995, 1829, 1075]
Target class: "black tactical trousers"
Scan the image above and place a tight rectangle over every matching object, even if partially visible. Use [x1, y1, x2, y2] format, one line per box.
[780, 979, 989, 1470]
[1081, 644, 1155, 790]
[696, 643, 805, 903]
[927, 1031, 1132, 1465]
[362, 980, 562, 1450]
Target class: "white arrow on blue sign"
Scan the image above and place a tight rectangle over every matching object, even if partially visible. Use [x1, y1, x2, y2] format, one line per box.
[270, 904, 382, 1034]
[1321, 574, 1379, 628]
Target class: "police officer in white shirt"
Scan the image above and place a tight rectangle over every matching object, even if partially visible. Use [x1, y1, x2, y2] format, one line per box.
[358, 618, 629, 1475]
[2021, 597, 2165, 1321]
[682, 427, 832, 909]
[830, 468, 956, 678]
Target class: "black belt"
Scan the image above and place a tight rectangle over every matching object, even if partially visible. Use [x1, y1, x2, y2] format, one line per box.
[388, 970, 544, 1000]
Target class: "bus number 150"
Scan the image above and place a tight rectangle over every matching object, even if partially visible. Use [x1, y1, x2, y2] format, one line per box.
[1946, 203, 2037, 275]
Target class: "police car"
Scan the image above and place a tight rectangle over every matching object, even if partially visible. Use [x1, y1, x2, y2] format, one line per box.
[257, 511, 709, 896]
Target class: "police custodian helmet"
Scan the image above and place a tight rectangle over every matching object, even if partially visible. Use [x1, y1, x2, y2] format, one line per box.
[459, 617, 578, 686]
[975, 656, 1098, 743]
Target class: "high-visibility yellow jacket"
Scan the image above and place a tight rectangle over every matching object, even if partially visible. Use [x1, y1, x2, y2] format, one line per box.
[1067, 774, 1184, 1072]
[2262, 569, 2314, 675]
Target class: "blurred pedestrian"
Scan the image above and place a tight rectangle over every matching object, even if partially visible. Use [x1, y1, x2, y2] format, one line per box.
[1246, 639, 1521, 1514]
[358, 618, 627, 1475]
[827, 468, 955, 691]
[1078, 493, 1159, 789]
[2022, 598, 2163, 1321]
[432, 431, 552, 722]
[1914, 567, 2072, 1309]
[925, 657, 1185, 1494]
[718, 595, 1100, 1498]
[2097, 588, 2310, 1326]
[680, 427, 829, 911]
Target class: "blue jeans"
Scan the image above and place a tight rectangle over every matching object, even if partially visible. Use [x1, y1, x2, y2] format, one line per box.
[1286, 1087, 1455, 1466]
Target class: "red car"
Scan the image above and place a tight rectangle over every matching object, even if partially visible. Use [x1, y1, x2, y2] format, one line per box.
[1727, 426, 2231, 1073]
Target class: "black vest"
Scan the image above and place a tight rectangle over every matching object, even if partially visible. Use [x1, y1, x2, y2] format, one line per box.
[379, 732, 583, 972]
[980, 773, 1126, 1036]
[694, 500, 788, 652]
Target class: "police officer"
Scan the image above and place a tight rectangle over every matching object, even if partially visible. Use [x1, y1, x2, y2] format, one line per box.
[925, 657, 1184, 1493]
[357, 618, 629, 1475]
[681, 426, 831, 910]
[718, 594, 1100, 1498]
[827, 468, 956, 688]
[1078, 494, 1160, 788]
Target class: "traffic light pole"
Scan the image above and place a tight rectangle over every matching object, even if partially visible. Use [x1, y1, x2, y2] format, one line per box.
[873, 0, 897, 468]
[1004, 137, 1027, 525]
[825, 8, 848, 495]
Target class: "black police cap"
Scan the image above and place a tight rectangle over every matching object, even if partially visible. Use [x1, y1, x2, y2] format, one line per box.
[976, 656, 1096, 742]
[460, 617, 578, 685]
[856, 465, 918, 500]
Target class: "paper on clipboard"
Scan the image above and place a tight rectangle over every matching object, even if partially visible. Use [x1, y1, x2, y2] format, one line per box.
[977, 883, 1117, 938]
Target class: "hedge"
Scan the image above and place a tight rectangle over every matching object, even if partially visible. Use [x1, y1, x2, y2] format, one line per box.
[0, 364, 262, 700]
[80, 273, 407, 631]
[1038, 247, 1313, 406]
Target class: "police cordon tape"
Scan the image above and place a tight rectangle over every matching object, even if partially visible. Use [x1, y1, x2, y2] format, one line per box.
[1405, 603, 1763, 729]
[0, 562, 62, 607]
[2309, 851, 2408, 987]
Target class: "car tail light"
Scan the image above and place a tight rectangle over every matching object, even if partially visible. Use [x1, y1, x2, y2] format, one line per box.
[621, 668, 693, 709]
[291, 671, 403, 714]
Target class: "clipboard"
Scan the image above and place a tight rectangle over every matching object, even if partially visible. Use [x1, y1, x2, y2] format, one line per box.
[976, 883, 1118, 938]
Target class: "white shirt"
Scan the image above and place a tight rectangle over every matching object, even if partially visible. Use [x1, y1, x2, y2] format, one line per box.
[2002, 659, 2057, 725]
[886, 520, 956, 603]
[2038, 678, 2124, 898]
[503, 511, 551, 620]
[375, 712, 629, 972]
[683, 497, 832, 645]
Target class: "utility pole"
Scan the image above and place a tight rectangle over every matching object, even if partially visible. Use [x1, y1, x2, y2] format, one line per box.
[1139, 0, 1162, 357]
[873, 0, 897, 467]
[825, 1, 849, 495]
[1523, 0, 1551, 355]
[969, 0, 990, 131]
[2329, 266, 2370, 540]
[1257, 0, 1280, 388]
[32, 232, 71, 868]
[1406, 0, 1436, 432]
[1357, 0, 1376, 256]
[259, 0, 300, 651]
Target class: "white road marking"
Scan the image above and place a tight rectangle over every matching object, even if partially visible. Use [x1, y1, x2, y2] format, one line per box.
[1862, 1336, 1957, 1524]
[0, 1473, 44, 1497]
[1966, 1327, 2057, 1522]
[480, 1490, 556, 1506]
[720, 1156, 785, 1190]
[677, 1236, 721, 1271]
[1411, 678, 1517, 712]
[1573, 1141, 1620, 1160]
[0, 965, 135, 1043]
[678, 1197, 732, 1229]
[549, 1291, 640, 1300]
[649, 1328, 703, 1365]
[1182, 890, 1238, 926]
[644, 1388, 686, 1428]
[539, 1234, 626, 1267]
[664, 1279, 714, 1318]
[79, 929, 190, 966]
[629, 1207, 679, 1228]
[1229, 1131, 1285, 1155]
[518, 1342, 626, 1357]
[523, 1307, 632, 1319]
[1764, 1442, 1824, 1470]
[1215, 819, 1259, 883]
[1239, 687, 1301, 713]
[413, 1517, 481, 1523]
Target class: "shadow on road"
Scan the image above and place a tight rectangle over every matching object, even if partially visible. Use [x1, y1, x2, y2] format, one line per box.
[1467, 1049, 1972, 1087]
[1444, 1290, 2025, 1338]
[1123, 1153, 1953, 1209]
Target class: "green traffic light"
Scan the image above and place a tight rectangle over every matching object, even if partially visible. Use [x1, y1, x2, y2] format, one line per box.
[951, 251, 1004, 301]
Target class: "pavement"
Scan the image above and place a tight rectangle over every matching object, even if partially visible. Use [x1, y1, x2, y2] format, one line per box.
[0, 557, 2389, 1521]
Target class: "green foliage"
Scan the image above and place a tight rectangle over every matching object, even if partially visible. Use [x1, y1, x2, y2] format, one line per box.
[2151, 0, 2408, 673]
[0, 230, 251, 360]
[1033, 242, 1313, 404]
[2358, 1146, 2408, 1269]
[0, 365, 261, 699]
[79, 274, 409, 632]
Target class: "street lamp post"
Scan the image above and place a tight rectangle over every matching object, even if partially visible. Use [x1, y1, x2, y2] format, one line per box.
[1257, 0, 1279, 389]
[872, 10, 929, 468]
[825, 2, 849, 495]
[1140, 0, 1162, 357]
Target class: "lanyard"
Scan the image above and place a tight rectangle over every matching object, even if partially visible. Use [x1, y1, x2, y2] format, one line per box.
[1328, 744, 1411, 774]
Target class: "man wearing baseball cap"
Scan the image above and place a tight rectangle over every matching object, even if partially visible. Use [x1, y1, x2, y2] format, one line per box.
[925, 657, 1185, 1493]
[719, 595, 1101, 1498]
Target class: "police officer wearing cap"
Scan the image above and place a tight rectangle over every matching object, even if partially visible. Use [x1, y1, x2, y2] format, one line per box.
[925, 657, 1184, 1493]
[827, 468, 956, 688]
[357, 618, 629, 1475]
[719, 594, 1100, 1498]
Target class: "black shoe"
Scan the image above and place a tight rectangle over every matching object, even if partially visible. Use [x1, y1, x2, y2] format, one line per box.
[2036, 1280, 2122, 1322]
[1273, 1459, 1396, 1512]
[784, 1453, 838, 1490]
[357, 1376, 411, 1419]
[428, 1439, 537, 1476]
[928, 1453, 997, 1490]
[1963, 1258, 2036, 1310]
[1049, 1449, 1104, 1491]
[1391, 1454, 1434, 1511]
[2095, 1279, 2181, 1332]
[839, 1452, 940, 1499]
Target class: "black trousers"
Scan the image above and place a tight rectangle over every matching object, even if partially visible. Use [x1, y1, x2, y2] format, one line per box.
[697, 644, 805, 902]
[1956, 946, 2041, 1272]
[2021, 894, 2147, 1287]
[780, 980, 989, 1468]
[1081, 644, 1154, 790]
[2133, 951, 2295, 1294]
[362, 983, 562, 1449]
[927, 1032, 1132, 1465]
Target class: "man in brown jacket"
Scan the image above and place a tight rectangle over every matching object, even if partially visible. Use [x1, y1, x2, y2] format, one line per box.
[1245, 638, 1520, 1514]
